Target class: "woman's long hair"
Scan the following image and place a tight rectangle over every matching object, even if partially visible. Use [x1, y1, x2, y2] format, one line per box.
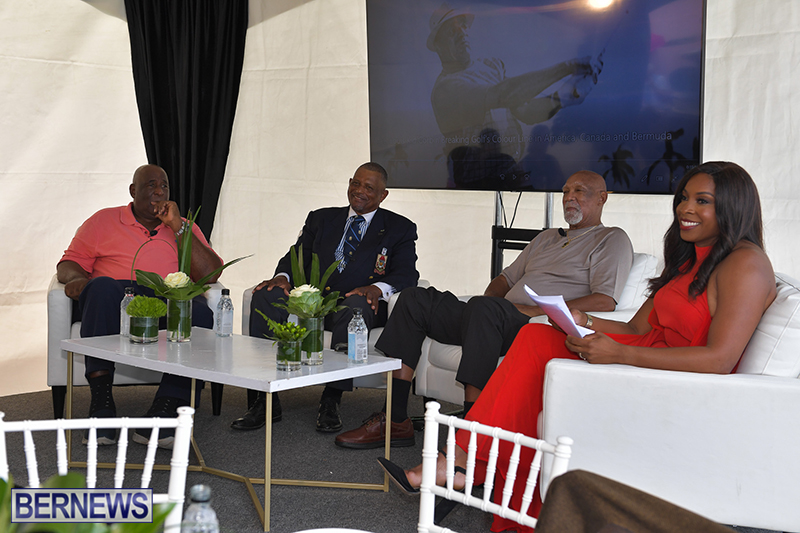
[648, 161, 764, 298]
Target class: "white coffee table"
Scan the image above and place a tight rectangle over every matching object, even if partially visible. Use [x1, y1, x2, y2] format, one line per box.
[61, 328, 402, 531]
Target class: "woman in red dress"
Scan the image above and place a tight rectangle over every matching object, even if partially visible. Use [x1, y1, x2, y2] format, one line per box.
[381, 162, 777, 532]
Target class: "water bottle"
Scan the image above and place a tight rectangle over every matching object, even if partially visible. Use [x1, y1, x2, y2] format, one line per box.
[119, 287, 135, 337]
[181, 484, 219, 533]
[347, 308, 368, 364]
[215, 289, 233, 337]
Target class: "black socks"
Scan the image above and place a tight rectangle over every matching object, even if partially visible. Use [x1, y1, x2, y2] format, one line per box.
[463, 401, 475, 417]
[388, 379, 412, 423]
[87, 372, 115, 416]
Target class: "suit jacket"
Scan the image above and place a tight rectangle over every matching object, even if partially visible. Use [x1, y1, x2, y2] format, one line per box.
[275, 207, 419, 295]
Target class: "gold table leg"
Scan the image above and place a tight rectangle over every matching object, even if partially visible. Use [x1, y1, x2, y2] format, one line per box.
[66, 351, 73, 465]
[384, 369, 393, 491]
[264, 391, 272, 532]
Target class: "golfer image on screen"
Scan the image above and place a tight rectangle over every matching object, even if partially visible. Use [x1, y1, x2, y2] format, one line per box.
[427, 2, 602, 189]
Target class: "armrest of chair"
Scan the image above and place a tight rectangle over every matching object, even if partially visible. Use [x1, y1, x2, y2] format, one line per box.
[387, 279, 430, 316]
[241, 284, 256, 336]
[541, 359, 800, 530]
[204, 282, 225, 326]
[47, 274, 73, 385]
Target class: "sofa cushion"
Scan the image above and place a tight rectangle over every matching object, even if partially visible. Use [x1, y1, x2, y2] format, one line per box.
[427, 339, 467, 373]
[736, 273, 800, 378]
[615, 253, 659, 311]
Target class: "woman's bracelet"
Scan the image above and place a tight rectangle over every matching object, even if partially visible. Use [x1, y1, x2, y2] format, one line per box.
[585, 314, 594, 328]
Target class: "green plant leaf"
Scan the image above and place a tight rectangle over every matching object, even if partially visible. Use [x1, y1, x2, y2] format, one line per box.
[134, 270, 169, 294]
[135, 254, 250, 302]
[129, 236, 177, 283]
[290, 245, 306, 286]
[256, 312, 310, 342]
[194, 254, 252, 287]
[309, 253, 321, 287]
[178, 207, 200, 275]
[318, 291, 347, 317]
[41, 473, 86, 489]
[108, 503, 174, 533]
[319, 259, 340, 291]
[0, 476, 16, 533]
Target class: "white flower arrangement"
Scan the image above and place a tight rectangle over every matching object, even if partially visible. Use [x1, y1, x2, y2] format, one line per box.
[290, 284, 319, 297]
[164, 271, 191, 289]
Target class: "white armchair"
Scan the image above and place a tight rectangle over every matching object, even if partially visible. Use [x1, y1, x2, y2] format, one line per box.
[47, 274, 225, 418]
[414, 252, 660, 405]
[540, 272, 800, 532]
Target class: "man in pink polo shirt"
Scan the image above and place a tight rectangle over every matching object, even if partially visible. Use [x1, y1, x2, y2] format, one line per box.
[57, 164, 223, 448]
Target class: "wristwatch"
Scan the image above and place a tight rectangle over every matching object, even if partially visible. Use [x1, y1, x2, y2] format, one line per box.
[585, 315, 594, 328]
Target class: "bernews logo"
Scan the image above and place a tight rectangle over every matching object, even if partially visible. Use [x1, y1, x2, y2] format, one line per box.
[11, 488, 153, 523]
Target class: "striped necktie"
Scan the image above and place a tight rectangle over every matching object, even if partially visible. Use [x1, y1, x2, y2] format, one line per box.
[339, 215, 365, 271]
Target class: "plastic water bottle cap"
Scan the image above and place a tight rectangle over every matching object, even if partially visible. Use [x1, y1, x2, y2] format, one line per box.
[189, 484, 212, 503]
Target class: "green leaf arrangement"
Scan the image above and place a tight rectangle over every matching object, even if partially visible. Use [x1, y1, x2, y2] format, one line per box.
[125, 296, 167, 318]
[270, 245, 347, 319]
[255, 312, 310, 342]
[131, 207, 251, 300]
[0, 474, 173, 533]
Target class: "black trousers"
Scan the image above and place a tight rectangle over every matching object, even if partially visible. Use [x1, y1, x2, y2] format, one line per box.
[249, 286, 388, 391]
[78, 276, 213, 402]
[374, 286, 530, 390]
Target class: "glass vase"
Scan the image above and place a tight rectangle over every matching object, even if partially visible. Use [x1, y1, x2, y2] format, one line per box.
[299, 316, 324, 365]
[276, 339, 302, 371]
[129, 316, 159, 344]
[167, 299, 192, 343]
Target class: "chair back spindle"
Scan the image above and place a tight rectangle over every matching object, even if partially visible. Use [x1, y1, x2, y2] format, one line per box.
[418, 401, 572, 533]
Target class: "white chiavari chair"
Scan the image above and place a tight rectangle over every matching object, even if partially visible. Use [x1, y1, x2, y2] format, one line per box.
[0, 406, 194, 531]
[418, 401, 572, 533]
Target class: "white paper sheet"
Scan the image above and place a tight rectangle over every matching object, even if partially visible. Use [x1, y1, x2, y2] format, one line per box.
[524, 285, 595, 338]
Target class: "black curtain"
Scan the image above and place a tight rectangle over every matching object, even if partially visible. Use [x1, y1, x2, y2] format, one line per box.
[124, 0, 248, 239]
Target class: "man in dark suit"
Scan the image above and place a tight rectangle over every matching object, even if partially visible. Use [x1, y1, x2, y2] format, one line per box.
[231, 162, 419, 432]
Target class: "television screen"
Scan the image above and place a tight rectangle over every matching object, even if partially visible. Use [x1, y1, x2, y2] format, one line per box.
[367, 0, 705, 193]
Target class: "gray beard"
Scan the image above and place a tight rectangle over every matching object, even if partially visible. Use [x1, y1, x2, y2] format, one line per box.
[564, 209, 583, 226]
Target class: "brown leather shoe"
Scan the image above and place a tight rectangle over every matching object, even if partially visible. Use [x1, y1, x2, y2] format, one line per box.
[334, 412, 415, 449]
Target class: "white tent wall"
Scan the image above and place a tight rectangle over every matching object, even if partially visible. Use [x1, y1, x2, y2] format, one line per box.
[0, 0, 797, 397]
[0, 0, 146, 398]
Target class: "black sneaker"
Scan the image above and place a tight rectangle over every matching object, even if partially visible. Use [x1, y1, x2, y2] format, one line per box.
[84, 374, 117, 446]
[132, 396, 183, 449]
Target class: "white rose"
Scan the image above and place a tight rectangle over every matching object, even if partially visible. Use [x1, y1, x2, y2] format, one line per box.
[164, 271, 191, 289]
[290, 284, 319, 298]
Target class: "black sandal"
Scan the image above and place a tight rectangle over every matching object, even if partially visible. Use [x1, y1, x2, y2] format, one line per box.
[377, 457, 420, 495]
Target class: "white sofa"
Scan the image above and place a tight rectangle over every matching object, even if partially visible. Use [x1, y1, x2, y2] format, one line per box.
[47, 275, 225, 418]
[540, 272, 800, 532]
[413, 252, 660, 405]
